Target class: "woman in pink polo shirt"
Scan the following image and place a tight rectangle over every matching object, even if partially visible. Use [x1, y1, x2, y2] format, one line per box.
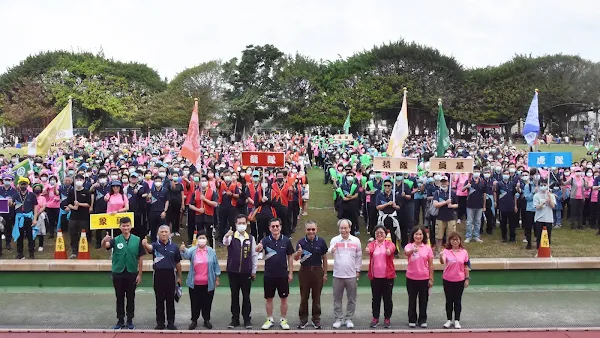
[105, 181, 129, 215]
[568, 167, 588, 230]
[440, 232, 470, 330]
[404, 226, 434, 328]
[453, 173, 469, 223]
[366, 225, 397, 328]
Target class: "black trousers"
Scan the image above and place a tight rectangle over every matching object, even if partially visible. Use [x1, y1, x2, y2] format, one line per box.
[534, 222, 553, 249]
[154, 269, 176, 325]
[16, 218, 34, 256]
[149, 211, 167, 242]
[167, 201, 182, 233]
[3, 214, 14, 248]
[113, 273, 137, 321]
[443, 279, 465, 321]
[229, 272, 252, 321]
[406, 278, 429, 325]
[290, 201, 300, 231]
[340, 203, 359, 234]
[190, 285, 214, 321]
[457, 196, 467, 221]
[68, 219, 92, 254]
[46, 207, 59, 237]
[367, 201, 378, 233]
[131, 213, 146, 239]
[523, 211, 535, 247]
[218, 207, 236, 240]
[414, 199, 426, 226]
[570, 198, 584, 229]
[383, 216, 400, 254]
[256, 217, 270, 243]
[191, 214, 214, 246]
[499, 210, 518, 241]
[275, 205, 291, 237]
[484, 199, 495, 234]
[371, 278, 394, 319]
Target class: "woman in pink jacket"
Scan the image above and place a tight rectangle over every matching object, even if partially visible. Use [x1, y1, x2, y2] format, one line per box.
[404, 225, 434, 328]
[439, 232, 470, 329]
[453, 173, 469, 223]
[365, 225, 396, 328]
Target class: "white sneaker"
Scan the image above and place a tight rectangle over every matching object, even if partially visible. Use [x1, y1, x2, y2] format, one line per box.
[261, 318, 274, 330]
[522, 238, 528, 243]
[474, 238, 483, 243]
[257, 252, 264, 260]
[408, 323, 416, 328]
[345, 319, 354, 328]
[332, 320, 343, 329]
[420, 323, 427, 328]
[464, 238, 471, 243]
[443, 320, 453, 329]
[38, 247, 44, 252]
[279, 318, 290, 330]
[174, 232, 181, 237]
[454, 321, 461, 329]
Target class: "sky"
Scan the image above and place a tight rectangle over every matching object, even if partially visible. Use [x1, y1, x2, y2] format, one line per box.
[1, 0, 599, 80]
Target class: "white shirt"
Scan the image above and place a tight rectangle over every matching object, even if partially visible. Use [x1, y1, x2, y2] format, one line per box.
[329, 234, 362, 278]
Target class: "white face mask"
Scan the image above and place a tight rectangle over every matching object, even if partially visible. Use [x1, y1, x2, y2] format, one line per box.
[158, 172, 166, 178]
[154, 182, 162, 188]
[75, 181, 84, 187]
[183, 170, 190, 176]
[236, 223, 247, 233]
[99, 178, 107, 184]
[41, 177, 48, 182]
[201, 182, 208, 188]
[197, 238, 208, 247]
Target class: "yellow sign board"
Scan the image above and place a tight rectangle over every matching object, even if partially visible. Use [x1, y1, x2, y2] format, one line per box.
[90, 212, 135, 230]
[373, 157, 418, 173]
[429, 158, 474, 173]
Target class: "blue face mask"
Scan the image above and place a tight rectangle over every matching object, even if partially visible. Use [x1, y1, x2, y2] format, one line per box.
[502, 175, 510, 181]
[427, 178, 434, 184]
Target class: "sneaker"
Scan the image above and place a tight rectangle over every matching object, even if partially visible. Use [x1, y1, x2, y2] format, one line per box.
[408, 323, 416, 328]
[420, 323, 427, 328]
[188, 321, 197, 330]
[464, 238, 471, 243]
[166, 323, 177, 330]
[523, 238, 528, 243]
[280, 318, 290, 330]
[332, 320, 343, 329]
[228, 319, 240, 329]
[28, 253, 34, 259]
[257, 252, 264, 260]
[38, 247, 44, 252]
[370, 318, 379, 328]
[443, 320, 453, 329]
[244, 319, 253, 329]
[312, 320, 322, 329]
[383, 318, 391, 328]
[261, 318, 274, 330]
[454, 321, 461, 329]
[112, 320, 125, 330]
[154, 324, 165, 330]
[174, 232, 180, 237]
[204, 320, 213, 329]
[126, 321, 135, 330]
[474, 238, 483, 243]
[345, 319, 354, 328]
[297, 321, 308, 329]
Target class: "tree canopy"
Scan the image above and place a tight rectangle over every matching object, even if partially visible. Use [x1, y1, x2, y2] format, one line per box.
[1, 41, 598, 133]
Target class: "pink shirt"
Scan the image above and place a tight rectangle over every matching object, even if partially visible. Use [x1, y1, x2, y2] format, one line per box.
[584, 177, 594, 197]
[405, 243, 433, 281]
[44, 184, 61, 209]
[442, 248, 469, 282]
[193, 248, 209, 285]
[106, 193, 127, 213]
[35, 195, 47, 214]
[573, 177, 584, 200]
[454, 174, 469, 197]
[371, 242, 388, 278]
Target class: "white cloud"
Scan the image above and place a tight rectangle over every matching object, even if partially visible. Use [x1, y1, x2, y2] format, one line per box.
[1, 0, 598, 79]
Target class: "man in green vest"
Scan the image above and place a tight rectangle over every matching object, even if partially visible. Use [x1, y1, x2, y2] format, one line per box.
[102, 216, 145, 330]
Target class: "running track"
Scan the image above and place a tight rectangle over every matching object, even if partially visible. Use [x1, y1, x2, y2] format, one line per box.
[0, 331, 599, 338]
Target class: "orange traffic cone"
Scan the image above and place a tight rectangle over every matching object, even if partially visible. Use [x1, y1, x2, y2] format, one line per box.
[54, 229, 67, 259]
[537, 226, 551, 258]
[77, 229, 90, 260]
[192, 230, 198, 247]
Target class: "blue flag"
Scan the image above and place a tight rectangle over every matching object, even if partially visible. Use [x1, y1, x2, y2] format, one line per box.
[522, 90, 539, 146]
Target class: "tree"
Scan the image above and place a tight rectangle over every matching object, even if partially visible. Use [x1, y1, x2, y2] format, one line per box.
[0, 77, 56, 128]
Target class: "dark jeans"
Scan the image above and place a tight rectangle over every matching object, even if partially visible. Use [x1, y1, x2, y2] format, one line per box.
[131, 213, 146, 239]
[524, 211, 535, 247]
[149, 211, 167, 242]
[534, 222, 553, 249]
[290, 201, 300, 231]
[570, 198, 584, 229]
[68, 219, 92, 255]
[16, 217, 34, 256]
[443, 279, 465, 321]
[457, 196, 467, 221]
[113, 273, 137, 321]
[484, 199, 495, 234]
[256, 217, 270, 243]
[275, 205, 291, 237]
[218, 207, 236, 240]
[590, 201, 600, 230]
[371, 278, 394, 319]
[414, 199, 426, 226]
[229, 272, 252, 321]
[499, 210, 518, 241]
[190, 214, 214, 246]
[299, 266, 324, 322]
[190, 285, 214, 321]
[406, 277, 429, 325]
[154, 269, 176, 325]
[46, 207, 59, 237]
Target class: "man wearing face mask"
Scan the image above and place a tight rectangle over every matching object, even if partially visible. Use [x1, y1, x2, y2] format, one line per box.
[432, 176, 458, 255]
[521, 170, 536, 250]
[90, 172, 110, 249]
[335, 171, 360, 235]
[66, 174, 92, 259]
[189, 175, 218, 247]
[126, 173, 148, 239]
[495, 169, 520, 242]
[223, 214, 258, 329]
[148, 176, 169, 241]
[10, 177, 39, 259]
[0, 174, 17, 254]
[271, 171, 294, 237]
[217, 169, 240, 244]
[463, 166, 485, 243]
[482, 168, 497, 235]
[167, 172, 185, 237]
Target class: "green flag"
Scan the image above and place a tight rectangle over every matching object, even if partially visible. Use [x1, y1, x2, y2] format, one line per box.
[436, 99, 450, 157]
[55, 156, 66, 182]
[343, 111, 351, 134]
[12, 159, 32, 183]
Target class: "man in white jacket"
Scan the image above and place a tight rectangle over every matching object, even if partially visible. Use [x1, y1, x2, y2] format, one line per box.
[329, 218, 362, 328]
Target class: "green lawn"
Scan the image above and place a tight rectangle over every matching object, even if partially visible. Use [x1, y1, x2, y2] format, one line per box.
[2, 143, 598, 259]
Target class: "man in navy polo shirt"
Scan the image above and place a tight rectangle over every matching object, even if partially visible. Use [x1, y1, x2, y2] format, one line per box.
[148, 175, 169, 241]
[294, 220, 328, 329]
[495, 168, 520, 242]
[11, 177, 39, 259]
[256, 218, 294, 330]
[142, 225, 182, 330]
[432, 176, 458, 255]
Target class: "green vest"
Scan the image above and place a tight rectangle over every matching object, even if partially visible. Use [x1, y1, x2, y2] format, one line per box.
[112, 234, 141, 274]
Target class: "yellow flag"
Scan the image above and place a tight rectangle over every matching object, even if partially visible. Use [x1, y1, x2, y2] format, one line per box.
[28, 99, 73, 155]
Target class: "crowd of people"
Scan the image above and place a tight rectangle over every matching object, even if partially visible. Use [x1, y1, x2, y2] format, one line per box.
[0, 130, 599, 330]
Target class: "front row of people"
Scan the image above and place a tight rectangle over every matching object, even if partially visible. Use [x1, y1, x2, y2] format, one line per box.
[104, 216, 469, 330]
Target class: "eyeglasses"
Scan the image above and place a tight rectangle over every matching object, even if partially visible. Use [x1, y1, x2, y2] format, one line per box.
[270, 224, 280, 228]
[384, 184, 392, 187]
[306, 228, 316, 232]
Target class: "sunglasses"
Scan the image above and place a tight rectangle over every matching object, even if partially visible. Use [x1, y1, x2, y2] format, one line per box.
[270, 224, 280, 228]
[384, 184, 392, 187]
[306, 228, 316, 232]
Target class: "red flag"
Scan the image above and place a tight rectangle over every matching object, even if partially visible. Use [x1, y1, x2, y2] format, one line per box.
[180, 98, 202, 168]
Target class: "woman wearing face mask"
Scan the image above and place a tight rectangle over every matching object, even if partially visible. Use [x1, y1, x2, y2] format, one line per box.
[521, 171, 536, 250]
[105, 181, 129, 216]
[567, 168, 588, 230]
[32, 184, 48, 252]
[180, 230, 221, 330]
[582, 168, 594, 227]
[533, 179, 556, 251]
[591, 171, 600, 233]
[43, 175, 60, 239]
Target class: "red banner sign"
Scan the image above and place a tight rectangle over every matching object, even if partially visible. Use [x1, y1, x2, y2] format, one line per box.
[241, 151, 285, 167]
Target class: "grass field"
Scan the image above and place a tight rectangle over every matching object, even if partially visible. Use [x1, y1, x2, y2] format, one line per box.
[1, 144, 598, 260]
